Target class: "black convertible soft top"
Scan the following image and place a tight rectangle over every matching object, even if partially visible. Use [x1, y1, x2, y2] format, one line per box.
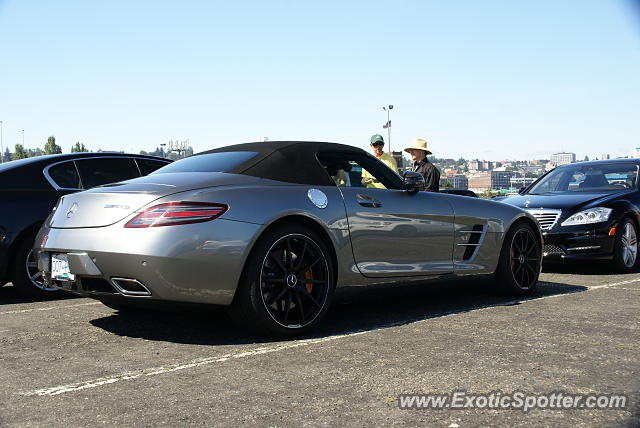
[202, 141, 369, 186]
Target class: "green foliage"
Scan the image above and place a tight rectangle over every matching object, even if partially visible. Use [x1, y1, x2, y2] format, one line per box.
[71, 141, 88, 152]
[13, 144, 27, 160]
[443, 180, 454, 189]
[44, 135, 62, 155]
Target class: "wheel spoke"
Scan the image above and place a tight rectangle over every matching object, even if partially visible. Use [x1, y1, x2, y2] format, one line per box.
[262, 276, 285, 283]
[286, 238, 294, 270]
[297, 287, 321, 308]
[30, 271, 42, 281]
[283, 292, 292, 323]
[300, 256, 322, 273]
[294, 241, 308, 271]
[266, 286, 288, 307]
[295, 292, 305, 322]
[269, 253, 287, 274]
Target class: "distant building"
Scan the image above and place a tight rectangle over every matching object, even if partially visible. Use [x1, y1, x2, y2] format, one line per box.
[391, 151, 408, 171]
[491, 171, 514, 190]
[601, 154, 610, 160]
[550, 152, 576, 166]
[529, 159, 550, 165]
[468, 160, 481, 171]
[441, 174, 468, 190]
[482, 160, 494, 171]
[634, 148, 640, 159]
[468, 172, 491, 193]
[510, 177, 536, 189]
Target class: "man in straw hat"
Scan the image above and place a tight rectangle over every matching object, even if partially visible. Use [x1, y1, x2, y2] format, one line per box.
[362, 134, 398, 188]
[404, 138, 440, 192]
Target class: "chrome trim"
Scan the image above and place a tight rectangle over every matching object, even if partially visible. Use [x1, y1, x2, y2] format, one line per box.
[42, 155, 171, 191]
[456, 243, 482, 246]
[111, 277, 152, 296]
[525, 208, 562, 230]
[459, 230, 484, 233]
[566, 245, 601, 252]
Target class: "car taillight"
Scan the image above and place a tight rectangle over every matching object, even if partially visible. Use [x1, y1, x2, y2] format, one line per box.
[124, 202, 228, 228]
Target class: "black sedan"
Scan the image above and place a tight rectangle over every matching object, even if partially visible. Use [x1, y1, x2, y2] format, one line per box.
[499, 159, 640, 272]
[0, 153, 171, 297]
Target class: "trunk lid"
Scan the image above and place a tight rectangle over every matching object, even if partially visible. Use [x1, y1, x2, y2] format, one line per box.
[48, 172, 259, 228]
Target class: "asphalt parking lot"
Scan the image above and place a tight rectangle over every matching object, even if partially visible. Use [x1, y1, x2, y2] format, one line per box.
[1, 262, 638, 428]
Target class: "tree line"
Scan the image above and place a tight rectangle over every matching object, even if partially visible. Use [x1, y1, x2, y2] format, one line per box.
[3, 136, 193, 162]
[4, 136, 88, 161]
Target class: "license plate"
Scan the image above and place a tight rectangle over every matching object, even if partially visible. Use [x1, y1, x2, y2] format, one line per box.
[51, 254, 76, 281]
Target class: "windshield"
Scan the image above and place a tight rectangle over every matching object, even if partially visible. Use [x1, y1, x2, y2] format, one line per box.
[151, 151, 257, 174]
[527, 163, 638, 194]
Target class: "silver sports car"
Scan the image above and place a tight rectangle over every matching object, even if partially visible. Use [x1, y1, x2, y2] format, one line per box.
[35, 142, 542, 336]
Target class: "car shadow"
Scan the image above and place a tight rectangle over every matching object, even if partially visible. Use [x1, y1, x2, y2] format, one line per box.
[0, 284, 77, 305]
[89, 278, 586, 346]
[542, 260, 639, 275]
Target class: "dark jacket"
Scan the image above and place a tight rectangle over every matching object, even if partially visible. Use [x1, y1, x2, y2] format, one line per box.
[413, 159, 440, 192]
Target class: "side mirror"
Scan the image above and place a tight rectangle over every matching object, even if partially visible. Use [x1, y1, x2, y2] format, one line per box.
[403, 171, 425, 193]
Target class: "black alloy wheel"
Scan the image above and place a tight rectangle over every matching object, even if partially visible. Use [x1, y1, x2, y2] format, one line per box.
[230, 225, 334, 336]
[495, 222, 541, 295]
[259, 234, 330, 329]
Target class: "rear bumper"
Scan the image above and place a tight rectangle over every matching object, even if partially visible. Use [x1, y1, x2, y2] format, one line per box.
[35, 218, 261, 306]
[542, 225, 615, 260]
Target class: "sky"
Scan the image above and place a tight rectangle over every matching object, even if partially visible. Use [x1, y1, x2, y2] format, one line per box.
[0, 0, 639, 161]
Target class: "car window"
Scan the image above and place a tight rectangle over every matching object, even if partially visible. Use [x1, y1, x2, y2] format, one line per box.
[136, 158, 170, 175]
[153, 151, 257, 174]
[529, 163, 638, 194]
[317, 152, 402, 190]
[75, 157, 141, 189]
[47, 161, 81, 189]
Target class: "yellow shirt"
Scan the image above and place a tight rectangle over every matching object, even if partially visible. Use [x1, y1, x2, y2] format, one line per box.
[362, 152, 398, 189]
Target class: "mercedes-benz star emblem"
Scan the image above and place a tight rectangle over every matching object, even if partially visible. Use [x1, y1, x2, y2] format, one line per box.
[286, 273, 298, 288]
[66, 202, 79, 218]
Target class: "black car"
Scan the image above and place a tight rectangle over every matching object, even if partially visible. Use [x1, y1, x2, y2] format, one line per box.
[0, 153, 171, 297]
[499, 159, 640, 272]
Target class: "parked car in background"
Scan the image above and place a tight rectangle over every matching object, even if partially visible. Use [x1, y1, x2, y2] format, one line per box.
[0, 153, 171, 297]
[499, 159, 640, 272]
[35, 141, 542, 336]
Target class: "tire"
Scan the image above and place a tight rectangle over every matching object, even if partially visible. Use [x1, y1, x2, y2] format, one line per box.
[612, 217, 638, 273]
[494, 222, 542, 295]
[230, 224, 335, 337]
[10, 234, 59, 298]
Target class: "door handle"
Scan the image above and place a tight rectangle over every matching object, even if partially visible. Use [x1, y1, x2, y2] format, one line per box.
[356, 194, 383, 208]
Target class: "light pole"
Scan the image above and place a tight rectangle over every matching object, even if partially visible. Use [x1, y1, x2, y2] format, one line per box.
[382, 105, 393, 153]
[0, 121, 3, 163]
[160, 143, 166, 158]
[22, 129, 24, 146]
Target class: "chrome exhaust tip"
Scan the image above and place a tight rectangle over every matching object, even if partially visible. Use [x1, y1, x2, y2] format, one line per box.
[111, 278, 152, 296]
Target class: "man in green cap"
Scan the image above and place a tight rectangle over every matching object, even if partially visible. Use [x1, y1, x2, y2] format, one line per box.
[362, 134, 398, 188]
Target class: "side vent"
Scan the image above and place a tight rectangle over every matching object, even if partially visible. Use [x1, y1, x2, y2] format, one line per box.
[458, 224, 486, 260]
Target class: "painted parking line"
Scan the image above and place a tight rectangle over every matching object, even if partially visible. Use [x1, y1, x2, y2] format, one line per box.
[588, 278, 640, 290]
[23, 331, 368, 397]
[20, 277, 640, 397]
[0, 302, 101, 315]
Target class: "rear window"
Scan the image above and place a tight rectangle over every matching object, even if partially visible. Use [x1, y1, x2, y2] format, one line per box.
[75, 157, 141, 189]
[48, 161, 81, 189]
[152, 151, 257, 174]
[136, 158, 170, 175]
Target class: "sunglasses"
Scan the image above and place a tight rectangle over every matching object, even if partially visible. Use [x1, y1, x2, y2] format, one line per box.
[372, 142, 384, 147]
